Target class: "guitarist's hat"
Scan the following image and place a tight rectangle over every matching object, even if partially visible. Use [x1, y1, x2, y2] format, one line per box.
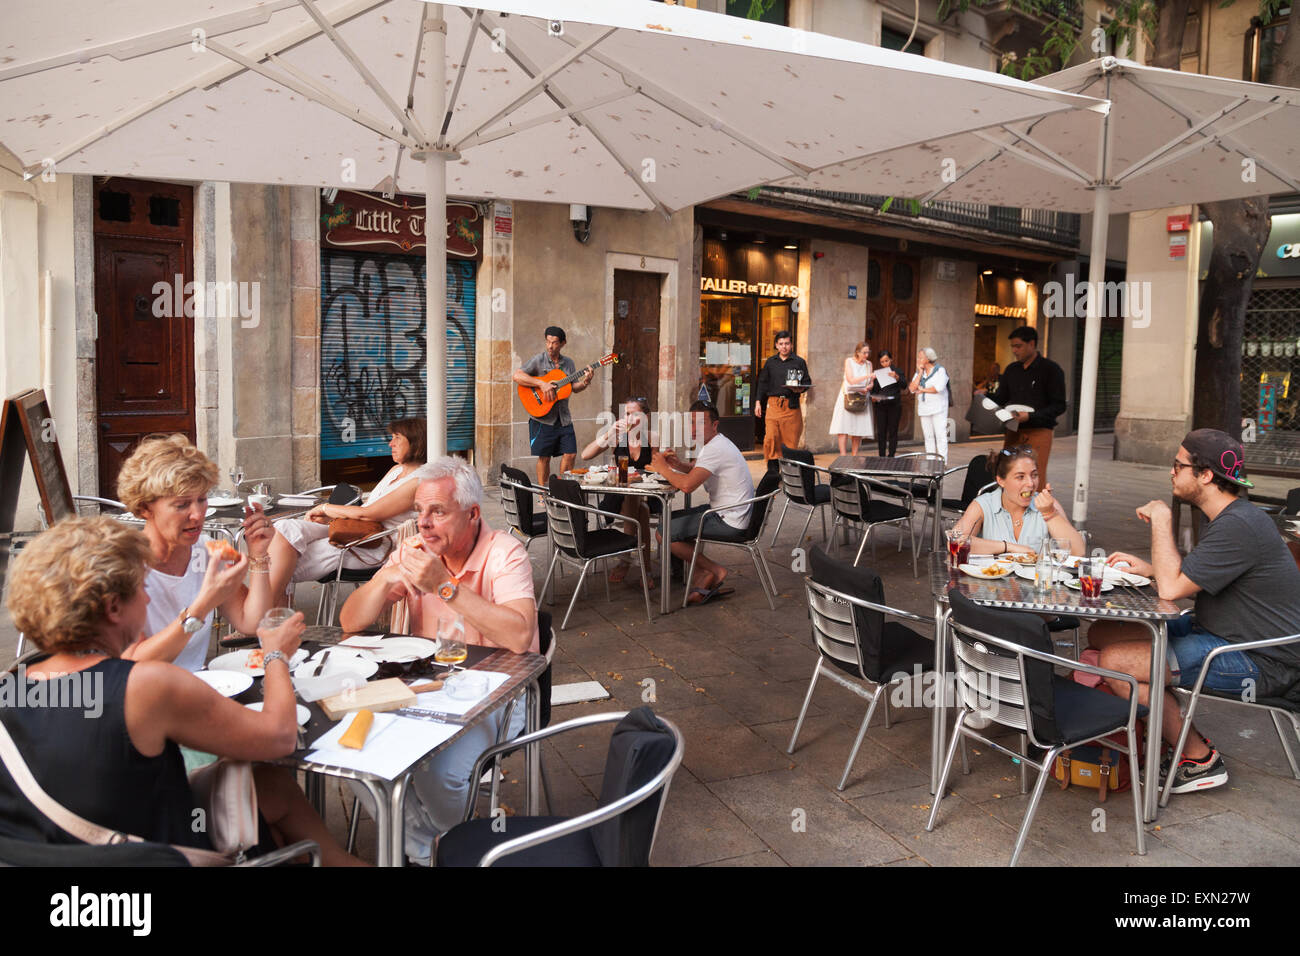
[545, 325, 566, 342]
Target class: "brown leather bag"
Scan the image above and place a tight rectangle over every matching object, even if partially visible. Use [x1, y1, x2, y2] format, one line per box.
[327, 517, 386, 548]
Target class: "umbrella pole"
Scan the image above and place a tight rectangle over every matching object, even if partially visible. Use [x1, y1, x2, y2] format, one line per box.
[1071, 185, 1110, 525]
[425, 5, 448, 460]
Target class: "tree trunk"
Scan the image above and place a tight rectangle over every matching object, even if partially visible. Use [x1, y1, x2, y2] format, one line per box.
[1193, 198, 1272, 440]
[1151, 0, 1190, 70]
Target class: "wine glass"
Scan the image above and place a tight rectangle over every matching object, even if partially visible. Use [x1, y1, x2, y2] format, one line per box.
[1049, 536, 1071, 582]
[229, 463, 245, 497]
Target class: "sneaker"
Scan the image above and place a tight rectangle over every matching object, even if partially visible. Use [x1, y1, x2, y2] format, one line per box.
[1166, 748, 1229, 794]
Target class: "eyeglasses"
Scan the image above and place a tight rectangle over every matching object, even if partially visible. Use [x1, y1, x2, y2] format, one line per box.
[1171, 459, 1196, 473]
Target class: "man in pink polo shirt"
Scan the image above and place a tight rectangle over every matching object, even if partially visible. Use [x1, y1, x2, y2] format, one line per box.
[340, 456, 537, 863]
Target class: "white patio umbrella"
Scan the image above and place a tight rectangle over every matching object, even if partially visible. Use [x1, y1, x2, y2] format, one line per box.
[0, 0, 1103, 457]
[779, 56, 1300, 522]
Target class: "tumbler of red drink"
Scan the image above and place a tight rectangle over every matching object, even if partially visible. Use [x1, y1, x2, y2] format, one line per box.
[945, 528, 968, 570]
[1078, 558, 1103, 599]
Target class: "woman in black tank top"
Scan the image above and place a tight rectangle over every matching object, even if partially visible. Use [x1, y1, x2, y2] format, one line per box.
[1, 517, 366, 865]
[579, 397, 658, 589]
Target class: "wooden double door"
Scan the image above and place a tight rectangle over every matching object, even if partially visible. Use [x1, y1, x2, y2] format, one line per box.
[93, 179, 196, 498]
[865, 253, 921, 441]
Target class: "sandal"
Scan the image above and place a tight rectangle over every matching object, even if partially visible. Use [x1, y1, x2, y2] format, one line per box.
[686, 586, 714, 606]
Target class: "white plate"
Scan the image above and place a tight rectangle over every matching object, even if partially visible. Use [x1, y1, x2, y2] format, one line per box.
[207, 495, 242, 508]
[208, 647, 309, 678]
[193, 669, 254, 697]
[1063, 578, 1115, 593]
[345, 637, 438, 663]
[960, 562, 1012, 580]
[1011, 565, 1066, 584]
[245, 700, 312, 726]
[294, 650, 379, 680]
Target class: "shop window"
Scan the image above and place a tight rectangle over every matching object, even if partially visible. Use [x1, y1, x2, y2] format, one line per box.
[98, 189, 131, 223]
[148, 196, 181, 228]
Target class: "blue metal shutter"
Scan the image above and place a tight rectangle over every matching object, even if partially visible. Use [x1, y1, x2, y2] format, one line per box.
[319, 250, 476, 458]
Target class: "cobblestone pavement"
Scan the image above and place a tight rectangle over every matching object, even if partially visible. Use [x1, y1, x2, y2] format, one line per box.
[5, 434, 1298, 866]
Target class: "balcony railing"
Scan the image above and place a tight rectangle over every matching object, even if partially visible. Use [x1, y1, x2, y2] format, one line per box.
[751, 187, 1082, 247]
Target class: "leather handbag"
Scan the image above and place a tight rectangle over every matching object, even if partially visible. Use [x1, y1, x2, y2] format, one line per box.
[328, 517, 386, 547]
[187, 758, 260, 857]
[0, 718, 240, 866]
[843, 390, 868, 413]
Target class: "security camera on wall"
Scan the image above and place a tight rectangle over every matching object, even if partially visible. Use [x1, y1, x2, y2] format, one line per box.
[571, 203, 591, 244]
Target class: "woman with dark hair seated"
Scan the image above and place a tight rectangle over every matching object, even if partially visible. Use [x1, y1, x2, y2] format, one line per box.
[580, 396, 658, 589]
[952, 445, 1084, 557]
[267, 417, 427, 600]
[0, 517, 365, 865]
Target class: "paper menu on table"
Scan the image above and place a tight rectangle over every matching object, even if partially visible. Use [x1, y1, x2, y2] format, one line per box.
[306, 713, 458, 780]
[402, 670, 511, 718]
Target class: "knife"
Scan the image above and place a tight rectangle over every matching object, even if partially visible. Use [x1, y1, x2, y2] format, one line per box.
[313, 649, 331, 677]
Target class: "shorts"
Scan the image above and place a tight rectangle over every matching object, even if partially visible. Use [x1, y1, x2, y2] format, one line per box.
[529, 419, 577, 458]
[1165, 615, 1261, 694]
[669, 504, 749, 544]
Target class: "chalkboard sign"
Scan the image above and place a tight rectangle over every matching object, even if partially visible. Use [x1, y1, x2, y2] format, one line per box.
[0, 388, 75, 547]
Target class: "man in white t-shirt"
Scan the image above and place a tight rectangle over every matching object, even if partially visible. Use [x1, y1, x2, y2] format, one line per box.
[650, 401, 756, 604]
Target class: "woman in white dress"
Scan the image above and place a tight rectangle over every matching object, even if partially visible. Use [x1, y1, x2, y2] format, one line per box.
[115, 434, 276, 672]
[266, 418, 426, 601]
[910, 347, 950, 461]
[828, 342, 875, 455]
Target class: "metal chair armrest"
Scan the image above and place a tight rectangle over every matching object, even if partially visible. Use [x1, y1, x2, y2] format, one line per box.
[549, 497, 645, 527]
[237, 839, 321, 867]
[695, 487, 781, 523]
[72, 495, 127, 513]
[331, 526, 404, 583]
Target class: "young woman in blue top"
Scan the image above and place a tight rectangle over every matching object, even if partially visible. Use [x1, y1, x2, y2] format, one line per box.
[953, 446, 1085, 556]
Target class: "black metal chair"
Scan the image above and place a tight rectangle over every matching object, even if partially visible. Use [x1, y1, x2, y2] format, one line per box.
[0, 834, 321, 867]
[846, 474, 918, 576]
[680, 471, 782, 610]
[789, 547, 938, 790]
[929, 590, 1147, 866]
[1160, 632, 1300, 808]
[1281, 488, 1300, 516]
[499, 464, 547, 551]
[435, 707, 683, 867]
[309, 482, 403, 625]
[542, 476, 653, 631]
[769, 446, 831, 548]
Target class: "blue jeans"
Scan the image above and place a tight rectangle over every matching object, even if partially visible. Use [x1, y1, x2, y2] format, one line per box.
[1165, 615, 1261, 694]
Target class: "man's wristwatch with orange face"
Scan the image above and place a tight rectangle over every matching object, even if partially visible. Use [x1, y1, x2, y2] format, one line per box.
[438, 578, 459, 602]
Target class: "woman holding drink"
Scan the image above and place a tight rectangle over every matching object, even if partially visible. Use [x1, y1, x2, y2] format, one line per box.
[951, 446, 1085, 557]
[580, 397, 657, 589]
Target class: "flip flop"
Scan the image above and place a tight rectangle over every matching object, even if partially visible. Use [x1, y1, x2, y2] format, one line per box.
[686, 587, 714, 606]
[712, 587, 735, 599]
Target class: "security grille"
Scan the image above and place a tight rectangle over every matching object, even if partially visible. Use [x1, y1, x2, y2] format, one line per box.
[1072, 318, 1124, 432]
[1240, 284, 1300, 470]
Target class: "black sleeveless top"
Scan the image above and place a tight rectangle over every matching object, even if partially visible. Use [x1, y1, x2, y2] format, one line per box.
[614, 441, 653, 469]
[0, 658, 210, 849]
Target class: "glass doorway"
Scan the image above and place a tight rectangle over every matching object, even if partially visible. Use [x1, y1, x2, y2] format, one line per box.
[699, 293, 795, 450]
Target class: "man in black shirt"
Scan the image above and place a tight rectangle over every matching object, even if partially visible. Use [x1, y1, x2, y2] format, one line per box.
[754, 330, 812, 471]
[983, 325, 1067, 484]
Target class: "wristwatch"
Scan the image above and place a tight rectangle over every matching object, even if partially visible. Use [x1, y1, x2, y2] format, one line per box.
[262, 650, 287, 669]
[180, 607, 204, 634]
[437, 579, 459, 602]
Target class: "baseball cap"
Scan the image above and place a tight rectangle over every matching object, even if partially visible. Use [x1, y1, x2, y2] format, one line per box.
[544, 325, 566, 342]
[1181, 429, 1255, 489]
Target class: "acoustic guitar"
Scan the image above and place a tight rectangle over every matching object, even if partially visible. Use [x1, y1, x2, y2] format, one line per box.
[517, 352, 619, 418]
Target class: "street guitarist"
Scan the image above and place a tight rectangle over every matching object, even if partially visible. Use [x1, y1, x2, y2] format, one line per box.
[514, 326, 593, 484]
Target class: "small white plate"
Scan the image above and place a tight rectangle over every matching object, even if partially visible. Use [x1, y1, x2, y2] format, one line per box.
[348, 636, 438, 663]
[208, 647, 309, 678]
[1064, 578, 1115, 593]
[245, 700, 311, 726]
[193, 669, 253, 697]
[207, 495, 242, 508]
[295, 650, 379, 680]
[960, 563, 1012, 580]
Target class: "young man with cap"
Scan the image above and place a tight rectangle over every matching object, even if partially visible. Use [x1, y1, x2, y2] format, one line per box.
[754, 330, 812, 473]
[981, 325, 1067, 484]
[1089, 429, 1300, 794]
[514, 326, 593, 485]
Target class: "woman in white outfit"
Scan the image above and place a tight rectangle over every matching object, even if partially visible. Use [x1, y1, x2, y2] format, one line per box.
[266, 417, 425, 601]
[115, 434, 275, 672]
[910, 347, 950, 461]
[828, 341, 875, 456]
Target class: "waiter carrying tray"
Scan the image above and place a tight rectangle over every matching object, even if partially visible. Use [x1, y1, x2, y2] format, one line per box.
[980, 324, 1067, 484]
[755, 329, 813, 473]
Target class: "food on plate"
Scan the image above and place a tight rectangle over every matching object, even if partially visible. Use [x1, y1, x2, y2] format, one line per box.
[245, 648, 265, 670]
[570, 467, 588, 475]
[1003, 553, 1037, 565]
[339, 709, 375, 749]
[981, 564, 1008, 576]
[204, 539, 241, 563]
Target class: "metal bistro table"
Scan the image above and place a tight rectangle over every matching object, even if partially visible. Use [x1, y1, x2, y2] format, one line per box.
[927, 553, 1184, 824]
[239, 639, 547, 867]
[830, 454, 951, 554]
[567, 473, 688, 615]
